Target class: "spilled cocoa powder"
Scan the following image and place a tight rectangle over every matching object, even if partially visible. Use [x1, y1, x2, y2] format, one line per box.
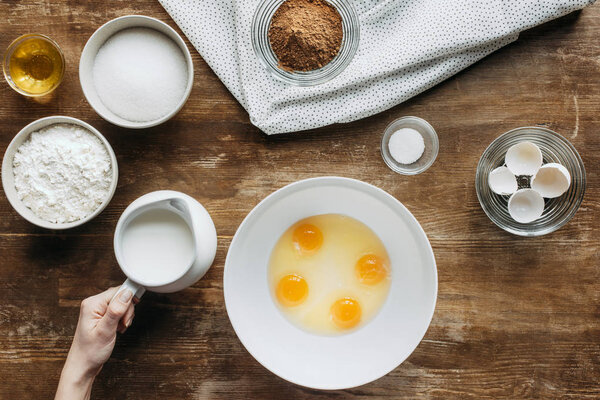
[268, 0, 343, 72]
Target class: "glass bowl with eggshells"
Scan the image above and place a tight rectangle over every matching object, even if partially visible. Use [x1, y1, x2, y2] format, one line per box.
[476, 126, 586, 237]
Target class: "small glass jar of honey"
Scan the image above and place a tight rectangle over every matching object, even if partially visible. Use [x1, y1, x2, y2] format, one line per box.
[3, 34, 65, 97]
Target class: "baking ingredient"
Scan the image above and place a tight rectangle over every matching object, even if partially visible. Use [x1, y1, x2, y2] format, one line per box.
[508, 189, 545, 223]
[7, 35, 64, 95]
[505, 141, 542, 176]
[355, 254, 389, 285]
[388, 128, 425, 164]
[268, 0, 343, 72]
[12, 123, 112, 224]
[488, 166, 518, 196]
[330, 297, 361, 330]
[276, 274, 309, 307]
[120, 208, 195, 285]
[93, 28, 188, 122]
[269, 214, 391, 335]
[531, 163, 571, 198]
[292, 223, 323, 253]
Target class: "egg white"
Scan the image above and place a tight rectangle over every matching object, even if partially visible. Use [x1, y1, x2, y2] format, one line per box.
[268, 214, 391, 335]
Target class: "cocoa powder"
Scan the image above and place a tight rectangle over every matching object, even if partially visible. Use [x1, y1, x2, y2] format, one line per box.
[268, 0, 343, 72]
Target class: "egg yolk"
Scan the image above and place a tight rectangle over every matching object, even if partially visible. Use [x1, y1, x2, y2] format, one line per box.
[276, 274, 308, 307]
[330, 297, 362, 330]
[355, 254, 389, 285]
[292, 223, 323, 253]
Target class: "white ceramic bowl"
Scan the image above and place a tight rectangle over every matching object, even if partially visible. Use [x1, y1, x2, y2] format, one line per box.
[1, 116, 119, 229]
[224, 177, 438, 390]
[79, 15, 194, 129]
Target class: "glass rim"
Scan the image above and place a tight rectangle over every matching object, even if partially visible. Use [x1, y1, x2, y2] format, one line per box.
[2, 33, 65, 97]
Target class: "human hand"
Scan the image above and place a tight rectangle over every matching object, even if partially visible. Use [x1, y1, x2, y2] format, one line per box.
[55, 287, 136, 400]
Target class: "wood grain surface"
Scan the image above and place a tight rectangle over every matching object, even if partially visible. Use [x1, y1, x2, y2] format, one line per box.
[0, 1, 599, 399]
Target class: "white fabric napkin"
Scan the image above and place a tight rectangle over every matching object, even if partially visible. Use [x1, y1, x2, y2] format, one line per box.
[159, 0, 595, 134]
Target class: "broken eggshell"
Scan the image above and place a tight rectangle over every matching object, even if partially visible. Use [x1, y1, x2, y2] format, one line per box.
[508, 189, 545, 223]
[505, 141, 543, 176]
[488, 166, 518, 195]
[531, 163, 571, 198]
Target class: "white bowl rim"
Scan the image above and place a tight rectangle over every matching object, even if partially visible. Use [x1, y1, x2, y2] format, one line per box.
[79, 14, 194, 129]
[223, 176, 438, 390]
[1, 115, 119, 229]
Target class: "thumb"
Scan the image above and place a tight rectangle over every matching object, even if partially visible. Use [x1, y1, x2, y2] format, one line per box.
[98, 289, 133, 334]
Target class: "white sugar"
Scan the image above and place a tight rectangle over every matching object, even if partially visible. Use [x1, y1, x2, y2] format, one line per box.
[388, 128, 425, 164]
[93, 28, 188, 122]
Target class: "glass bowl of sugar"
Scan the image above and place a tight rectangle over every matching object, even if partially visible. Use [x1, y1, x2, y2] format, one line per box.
[381, 116, 439, 175]
[79, 15, 194, 129]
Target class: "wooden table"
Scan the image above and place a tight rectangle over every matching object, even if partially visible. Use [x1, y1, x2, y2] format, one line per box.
[1, 1, 599, 399]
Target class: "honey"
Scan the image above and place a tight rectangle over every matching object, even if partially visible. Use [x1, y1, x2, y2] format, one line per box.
[3, 34, 64, 96]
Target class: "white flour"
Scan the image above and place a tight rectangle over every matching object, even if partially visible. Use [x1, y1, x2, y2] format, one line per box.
[13, 123, 113, 224]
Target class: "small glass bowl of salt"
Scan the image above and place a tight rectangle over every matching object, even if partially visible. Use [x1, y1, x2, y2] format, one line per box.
[381, 116, 439, 175]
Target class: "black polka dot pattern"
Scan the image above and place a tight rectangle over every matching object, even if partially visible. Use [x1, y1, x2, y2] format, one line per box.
[159, 0, 595, 134]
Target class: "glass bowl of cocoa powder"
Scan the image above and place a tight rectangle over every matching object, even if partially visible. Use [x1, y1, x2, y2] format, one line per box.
[252, 0, 360, 86]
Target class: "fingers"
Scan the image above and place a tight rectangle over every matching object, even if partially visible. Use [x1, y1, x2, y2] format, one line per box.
[88, 286, 120, 305]
[97, 289, 133, 334]
[79, 286, 121, 318]
[99, 286, 121, 302]
[117, 303, 135, 334]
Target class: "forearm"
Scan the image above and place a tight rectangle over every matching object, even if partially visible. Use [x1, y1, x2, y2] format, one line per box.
[55, 288, 134, 399]
[55, 352, 98, 400]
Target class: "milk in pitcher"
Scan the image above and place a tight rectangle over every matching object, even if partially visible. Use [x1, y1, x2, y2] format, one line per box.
[120, 208, 195, 285]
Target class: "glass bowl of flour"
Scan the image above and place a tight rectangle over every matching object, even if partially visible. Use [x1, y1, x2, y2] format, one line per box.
[1, 116, 118, 229]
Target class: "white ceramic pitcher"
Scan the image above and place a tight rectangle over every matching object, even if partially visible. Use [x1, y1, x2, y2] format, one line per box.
[114, 190, 217, 299]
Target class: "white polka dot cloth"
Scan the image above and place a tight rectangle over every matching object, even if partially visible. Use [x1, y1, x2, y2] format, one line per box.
[159, 0, 595, 134]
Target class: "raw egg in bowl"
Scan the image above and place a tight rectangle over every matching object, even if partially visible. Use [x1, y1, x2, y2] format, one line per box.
[224, 177, 437, 390]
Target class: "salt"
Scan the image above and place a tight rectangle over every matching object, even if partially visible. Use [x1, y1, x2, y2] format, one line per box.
[93, 28, 188, 123]
[388, 128, 425, 164]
